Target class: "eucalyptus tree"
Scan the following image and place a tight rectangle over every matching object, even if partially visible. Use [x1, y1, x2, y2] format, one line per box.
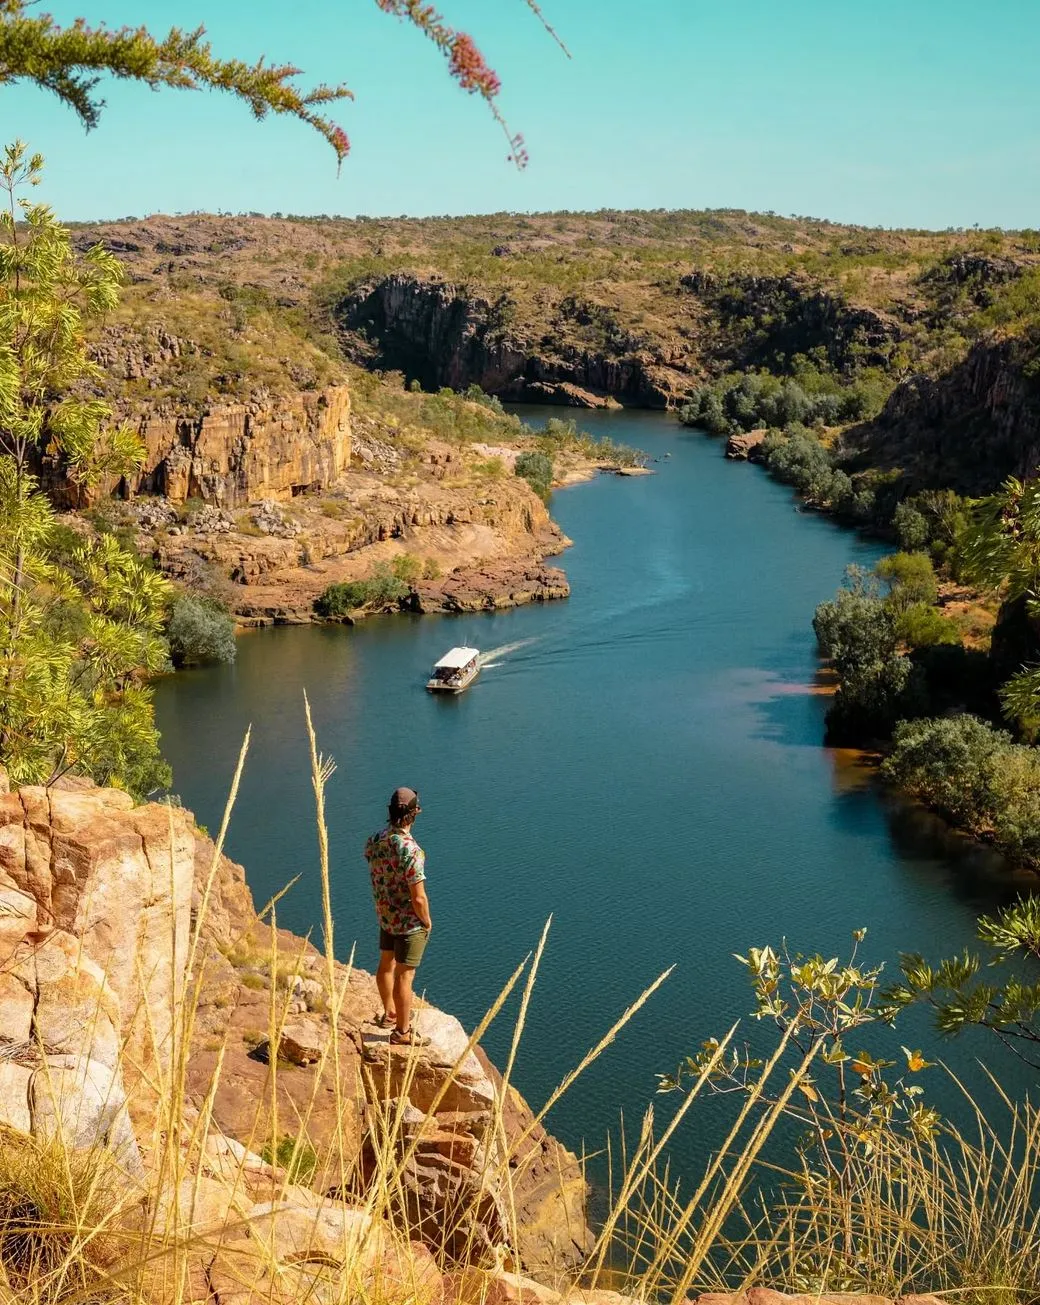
[958, 476, 1040, 726]
[0, 142, 170, 795]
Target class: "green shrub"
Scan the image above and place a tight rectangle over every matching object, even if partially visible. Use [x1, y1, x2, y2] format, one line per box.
[814, 573, 895, 666]
[876, 551, 939, 609]
[531, 416, 644, 468]
[391, 552, 422, 584]
[261, 1134, 318, 1184]
[421, 557, 441, 580]
[314, 564, 408, 617]
[762, 426, 833, 493]
[167, 595, 237, 667]
[678, 368, 884, 436]
[814, 571, 929, 742]
[315, 582, 368, 617]
[895, 602, 961, 649]
[893, 500, 931, 551]
[883, 715, 1040, 864]
[463, 382, 505, 414]
[515, 450, 554, 501]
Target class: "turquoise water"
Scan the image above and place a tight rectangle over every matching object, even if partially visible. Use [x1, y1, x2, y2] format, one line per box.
[155, 409, 1035, 1200]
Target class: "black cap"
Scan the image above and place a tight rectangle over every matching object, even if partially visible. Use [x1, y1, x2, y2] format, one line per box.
[389, 786, 420, 819]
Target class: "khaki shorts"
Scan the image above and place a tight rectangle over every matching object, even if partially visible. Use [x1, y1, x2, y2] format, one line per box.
[379, 927, 429, 968]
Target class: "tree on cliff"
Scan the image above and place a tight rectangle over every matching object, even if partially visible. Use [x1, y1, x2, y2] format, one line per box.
[0, 141, 171, 795]
[957, 476, 1040, 731]
[0, 0, 562, 167]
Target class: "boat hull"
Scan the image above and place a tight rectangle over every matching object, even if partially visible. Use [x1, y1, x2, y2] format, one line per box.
[426, 666, 480, 694]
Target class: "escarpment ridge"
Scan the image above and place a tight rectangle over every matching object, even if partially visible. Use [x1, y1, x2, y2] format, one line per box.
[66, 209, 1040, 495]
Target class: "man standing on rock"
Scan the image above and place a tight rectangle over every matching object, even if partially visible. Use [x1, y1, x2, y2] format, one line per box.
[365, 786, 432, 1046]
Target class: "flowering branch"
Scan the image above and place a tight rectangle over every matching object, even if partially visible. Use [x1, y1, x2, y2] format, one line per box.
[374, 0, 566, 169]
[0, 0, 563, 170]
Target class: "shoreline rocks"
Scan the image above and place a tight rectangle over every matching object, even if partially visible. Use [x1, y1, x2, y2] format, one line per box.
[725, 428, 768, 461]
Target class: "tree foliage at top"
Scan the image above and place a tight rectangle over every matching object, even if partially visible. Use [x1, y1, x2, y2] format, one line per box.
[0, 1, 351, 161]
[0, 0, 562, 168]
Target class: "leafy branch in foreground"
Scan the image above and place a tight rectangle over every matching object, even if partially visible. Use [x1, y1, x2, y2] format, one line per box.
[0, 141, 171, 795]
[659, 934, 939, 1282]
[375, 0, 568, 167]
[888, 895, 1040, 1069]
[0, 0, 563, 168]
[0, 0, 353, 162]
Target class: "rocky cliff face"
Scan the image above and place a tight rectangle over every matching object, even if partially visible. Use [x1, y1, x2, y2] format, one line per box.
[337, 275, 688, 408]
[117, 437, 571, 623]
[49, 373, 351, 510]
[333, 269, 910, 410]
[681, 270, 904, 373]
[0, 774, 195, 1177]
[127, 384, 352, 508]
[0, 772, 591, 1285]
[847, 334, 1040, 493]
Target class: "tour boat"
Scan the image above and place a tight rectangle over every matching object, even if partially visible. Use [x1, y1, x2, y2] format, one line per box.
[426, 646, 480, 694]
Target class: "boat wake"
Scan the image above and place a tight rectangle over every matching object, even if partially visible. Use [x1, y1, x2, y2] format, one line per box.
[477, 638, 539, 668]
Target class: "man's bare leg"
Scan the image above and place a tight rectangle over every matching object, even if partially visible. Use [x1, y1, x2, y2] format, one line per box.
[376, 949, 396, 1020]
[393, 963, 417, 1035]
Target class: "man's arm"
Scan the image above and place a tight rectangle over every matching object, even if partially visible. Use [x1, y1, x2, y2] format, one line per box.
[409, 881, 432, 930]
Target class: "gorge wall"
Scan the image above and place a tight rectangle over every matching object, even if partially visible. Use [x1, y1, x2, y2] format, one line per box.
[847, 334, 1040, 494]
[337, 274, 689, 409]
[51, 321, 352, 509]
[125, 383, 352, 508]
[334, 270, 908, 411]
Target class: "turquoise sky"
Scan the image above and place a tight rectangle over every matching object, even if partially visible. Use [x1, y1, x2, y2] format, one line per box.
[4, 0, 1040, 228]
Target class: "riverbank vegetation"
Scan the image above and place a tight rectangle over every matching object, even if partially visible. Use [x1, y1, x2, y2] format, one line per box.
[803, 468, 1040, 864]
[678, 361, 891, 437]
[314, 562, 411, 618]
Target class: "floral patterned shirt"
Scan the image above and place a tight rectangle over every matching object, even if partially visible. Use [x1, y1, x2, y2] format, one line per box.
[365, 825, 427, 935]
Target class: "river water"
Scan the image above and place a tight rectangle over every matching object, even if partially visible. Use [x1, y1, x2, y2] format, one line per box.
[155, 408, 1036, 1204]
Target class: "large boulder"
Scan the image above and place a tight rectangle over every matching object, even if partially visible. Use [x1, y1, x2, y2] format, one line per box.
[725, 428, 768, 461]
[0, 776, 195, 1176]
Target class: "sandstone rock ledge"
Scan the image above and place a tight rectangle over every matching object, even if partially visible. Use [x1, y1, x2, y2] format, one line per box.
[136, 453, 573, 624]
[0, 770, 591, 1300]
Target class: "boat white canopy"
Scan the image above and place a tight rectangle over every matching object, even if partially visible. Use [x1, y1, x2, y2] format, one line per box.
[433, 646, 479, 670]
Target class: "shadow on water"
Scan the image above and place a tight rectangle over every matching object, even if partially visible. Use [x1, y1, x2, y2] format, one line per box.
[747, 660, 1035, 913]
[877, 789, 1037, 910]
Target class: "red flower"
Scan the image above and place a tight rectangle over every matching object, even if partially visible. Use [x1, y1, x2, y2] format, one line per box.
[448, 32, 501, 98]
